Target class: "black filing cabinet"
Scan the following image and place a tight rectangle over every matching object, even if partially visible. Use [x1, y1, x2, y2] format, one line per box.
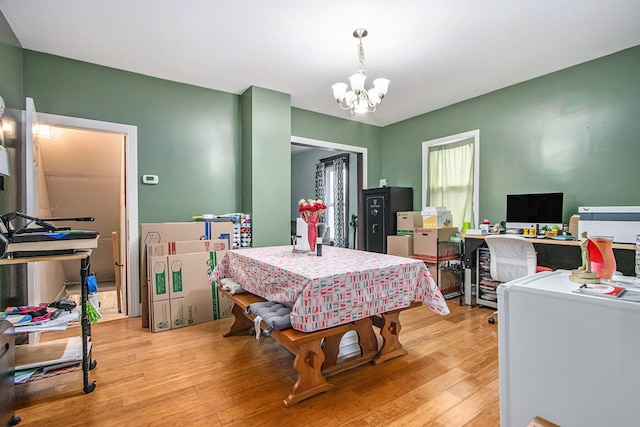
[1, 320, 20, 426]
[362, 187, 413, 253]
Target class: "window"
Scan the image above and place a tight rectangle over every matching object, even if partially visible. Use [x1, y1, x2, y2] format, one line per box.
[422, 130, 479, 229]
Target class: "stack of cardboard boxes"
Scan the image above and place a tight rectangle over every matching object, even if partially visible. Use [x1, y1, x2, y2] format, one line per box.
[387, 209, 461, 297]
[140, 221, 235, 332]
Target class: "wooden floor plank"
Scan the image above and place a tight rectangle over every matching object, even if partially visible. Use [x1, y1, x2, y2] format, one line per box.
[15, 303, 500, 426]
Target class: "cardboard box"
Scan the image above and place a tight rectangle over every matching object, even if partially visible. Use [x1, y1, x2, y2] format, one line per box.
[147, 239, 227, 257]
[169, 297, 188, 329]
[387, 235, 414, 258]
[150, 300, 171, 332]
[147, 240, 233, 332]
[140, 221, 233, 327]
[422, 211, 453, 228]
[425, 260, 462, 295]
[167, 250, 226, 299]
[169, 291, 212, 328]
[149, 256, 169, 302]
[169, 286, 233, 329]
[396, 212, 422, 235]
[147, 239, 228, 286]
[413, 227, 459, 262]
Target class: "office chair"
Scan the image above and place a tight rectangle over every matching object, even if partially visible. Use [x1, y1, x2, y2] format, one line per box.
[484, 235, 550, 324]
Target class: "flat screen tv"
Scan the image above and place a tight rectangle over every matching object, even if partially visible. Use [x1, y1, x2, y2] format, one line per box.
[506, 192, 563, 226]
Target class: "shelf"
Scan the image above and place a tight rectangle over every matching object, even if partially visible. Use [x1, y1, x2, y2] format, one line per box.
[0, 250, 91, 265]
[16, 336, 83, 371]
[2, 251, 96, 394]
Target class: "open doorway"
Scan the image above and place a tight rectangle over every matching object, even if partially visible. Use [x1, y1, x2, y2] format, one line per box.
[291, 136, 367, 250]
[37, 126, 126, 320]
[34, 111, 140, 318]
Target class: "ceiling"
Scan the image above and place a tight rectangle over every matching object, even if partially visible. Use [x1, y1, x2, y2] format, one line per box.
[2, 1, 639, 127]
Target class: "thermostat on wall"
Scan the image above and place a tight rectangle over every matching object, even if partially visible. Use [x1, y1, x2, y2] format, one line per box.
[142, 175, 159, 185]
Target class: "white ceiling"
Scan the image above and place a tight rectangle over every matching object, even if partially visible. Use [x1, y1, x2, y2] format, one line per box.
[2, 0, 639, 127]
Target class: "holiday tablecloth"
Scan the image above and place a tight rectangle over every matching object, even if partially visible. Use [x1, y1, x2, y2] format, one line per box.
[210, 245, 450, 332]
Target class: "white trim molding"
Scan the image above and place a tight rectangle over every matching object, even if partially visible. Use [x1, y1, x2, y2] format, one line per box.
[421, 129, 480, 228]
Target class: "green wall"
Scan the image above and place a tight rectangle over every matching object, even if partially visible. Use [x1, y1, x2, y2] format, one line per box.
[292, 108, 383, 188]
[241, 86, 292, 246]
[382, 46, 640, 224]
[22, 50, 242, 224]
[0, 10, 22, 109]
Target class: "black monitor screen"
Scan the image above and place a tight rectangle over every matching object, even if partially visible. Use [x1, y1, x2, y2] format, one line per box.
[506, 193, 563, 223]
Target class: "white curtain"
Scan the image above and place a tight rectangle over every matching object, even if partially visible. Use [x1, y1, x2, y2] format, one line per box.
[427, 138, 475, 229]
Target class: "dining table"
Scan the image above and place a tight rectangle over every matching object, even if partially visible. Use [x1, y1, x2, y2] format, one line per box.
[209, 245, 451, 406]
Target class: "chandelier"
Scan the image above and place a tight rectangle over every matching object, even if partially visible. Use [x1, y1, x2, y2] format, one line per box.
[331, 28, 390, 115]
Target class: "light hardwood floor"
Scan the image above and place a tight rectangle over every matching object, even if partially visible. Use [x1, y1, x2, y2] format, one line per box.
[15, 302, 500, 427]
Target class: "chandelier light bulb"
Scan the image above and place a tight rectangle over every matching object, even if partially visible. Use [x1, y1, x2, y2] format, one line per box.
[331, 28, 389, 115]
[331, 83, 348, 102]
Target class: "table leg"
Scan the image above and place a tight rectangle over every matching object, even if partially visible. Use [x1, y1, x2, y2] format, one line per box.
[321, 317, 379, 376]
[284, 338, 333, 407]
[223, 303, 253, 337]
[372, 309, 407, 365]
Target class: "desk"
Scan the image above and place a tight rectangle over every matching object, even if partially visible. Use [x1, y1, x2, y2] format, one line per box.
[210, 245, 450, 406]
[461, 234, 636, 306]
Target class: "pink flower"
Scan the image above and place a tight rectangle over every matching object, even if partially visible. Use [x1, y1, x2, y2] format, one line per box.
[298, 198, 326, 222]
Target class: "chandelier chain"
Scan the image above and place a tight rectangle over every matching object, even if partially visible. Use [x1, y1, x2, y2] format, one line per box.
[357, 40, 366, 73]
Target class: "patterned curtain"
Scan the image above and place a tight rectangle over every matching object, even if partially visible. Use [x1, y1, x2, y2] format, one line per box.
[315, 162, 326, 222]
[333, 157, 346, 247]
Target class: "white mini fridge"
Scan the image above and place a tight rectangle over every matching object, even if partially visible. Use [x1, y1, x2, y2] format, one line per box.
[497, 270, 640, 427]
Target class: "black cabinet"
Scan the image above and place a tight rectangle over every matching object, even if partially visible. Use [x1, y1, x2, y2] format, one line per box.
[362, 187, 413, 253]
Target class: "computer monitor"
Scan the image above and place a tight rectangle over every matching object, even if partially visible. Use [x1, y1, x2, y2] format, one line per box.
[506, 192, 563, 230]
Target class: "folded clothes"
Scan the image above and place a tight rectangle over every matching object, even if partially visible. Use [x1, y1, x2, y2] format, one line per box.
[6, 313, 32, 325]
[5, 303, 48, 317]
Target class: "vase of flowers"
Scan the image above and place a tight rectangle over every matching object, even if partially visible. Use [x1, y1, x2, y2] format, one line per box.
[298, 198, 327, 253]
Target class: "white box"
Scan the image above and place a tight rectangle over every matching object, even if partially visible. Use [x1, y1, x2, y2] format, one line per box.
[422, 210, 453, 228]
[421, 206, 449, 216]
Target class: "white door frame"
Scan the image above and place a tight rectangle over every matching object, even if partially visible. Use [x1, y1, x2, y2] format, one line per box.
[421, 129, 480, 227]
[36, 111, 140, 317]
[24, 99, 40, 306]
[291, 136, 368, 189]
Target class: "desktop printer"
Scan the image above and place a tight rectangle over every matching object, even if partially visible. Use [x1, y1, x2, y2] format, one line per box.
[578, 206, 640, 244]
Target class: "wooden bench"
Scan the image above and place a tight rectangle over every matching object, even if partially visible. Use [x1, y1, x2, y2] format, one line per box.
[219, 287, 420, 407]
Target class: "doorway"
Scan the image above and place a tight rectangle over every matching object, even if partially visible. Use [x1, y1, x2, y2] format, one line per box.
[291, 136, 367, 250]
[37, 126, 125, 319]
[34, 111, 140, 318]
